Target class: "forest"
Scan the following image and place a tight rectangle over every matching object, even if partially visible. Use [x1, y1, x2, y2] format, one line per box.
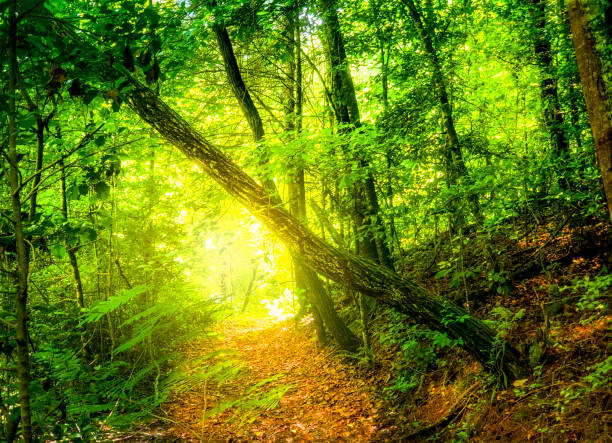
[0, 0, 611, 440]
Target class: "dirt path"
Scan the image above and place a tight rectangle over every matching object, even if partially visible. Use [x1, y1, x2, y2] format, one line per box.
[158, 318, 385, 442]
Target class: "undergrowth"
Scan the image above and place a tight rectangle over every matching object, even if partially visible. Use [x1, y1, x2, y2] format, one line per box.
[370, 217, 611, 441]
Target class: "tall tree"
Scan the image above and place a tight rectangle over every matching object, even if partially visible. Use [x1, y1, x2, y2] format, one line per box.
[566, 0, 612, 219]
[530, 0, 569, 158]
[402, 0, 476, 225]
[282, 5, 329, 346]
[59, 159, 85, 310]
[318, 0, 395, 270]
[6, 0, 32, 439]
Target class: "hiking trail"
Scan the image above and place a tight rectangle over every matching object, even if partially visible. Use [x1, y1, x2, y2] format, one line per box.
[149, 317, 387, 442]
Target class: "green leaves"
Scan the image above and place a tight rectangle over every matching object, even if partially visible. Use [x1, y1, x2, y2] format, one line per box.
[83, 88, 98, 105]
[94, 181, 110, 198]
[143, 6, 160, 26]
[80, 285, 149, 325]
[68, 183, 90, 200]
[49, 243, 67, 260]
[17, 112, 38, 129]
[81, 226, 98, 242]
[94, 135, 107, 147]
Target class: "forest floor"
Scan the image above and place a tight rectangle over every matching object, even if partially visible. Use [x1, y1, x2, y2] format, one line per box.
[121, 219, 611, 442]
[136, 317, 388, 442]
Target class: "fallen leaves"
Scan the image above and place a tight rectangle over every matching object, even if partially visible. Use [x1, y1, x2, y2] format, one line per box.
[159, 317, 382, 442]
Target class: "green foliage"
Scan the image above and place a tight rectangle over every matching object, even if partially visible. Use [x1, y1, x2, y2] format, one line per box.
[3, 284, 219, 440]
[557, 356, 612, 412]
[560, 269, 611, 316]
[205, 374, 294, 427]
[167, 350, 244, 395]
[1, 0, 611, 438]
[583, 356, 612, 391]
[80, 285, 148, 324]
[377, 312, 463, 398]
[485, 306, 526, 337]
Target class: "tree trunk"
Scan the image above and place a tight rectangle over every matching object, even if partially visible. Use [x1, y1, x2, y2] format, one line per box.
[358, 292, 373, 365]
[213, 28, 264, 143]
[566, 0, 612, 220]
[28, 117, 45, 222]
[59, 159, 89, 361]
[403, 0, 479, 229]
[59, 159, 85, 309]
[318, 0, 361, 125]
[241, 262, 258, 313]
[318, 0, 394, 270]
[106, 173, 116, 355]
[294, 261, 359, 351]
[214, 15, 357, 350]
[294, 12, 303, 135]
[283, 8, 327, 342]
[403, 0, 502, 280]
[380, 40, 389, 110]
[311, 199, 345, 248]
[286, 10, 331, 345]
[212, 23, 278, 191]
[7, 1, 32, 439]
[531, 0, 569, 158]
[311, 306, 328, 347]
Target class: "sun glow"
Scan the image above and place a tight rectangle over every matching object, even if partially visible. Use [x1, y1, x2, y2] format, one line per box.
[263, 288, 297, 321]
[179, 202, 295, 317]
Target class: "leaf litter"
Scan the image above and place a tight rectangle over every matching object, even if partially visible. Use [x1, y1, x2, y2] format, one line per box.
[155, 317, 382, 442]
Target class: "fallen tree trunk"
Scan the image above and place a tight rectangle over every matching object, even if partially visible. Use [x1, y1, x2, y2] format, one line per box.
[62, 25, 526, 381]
[120, 78, 525, 381]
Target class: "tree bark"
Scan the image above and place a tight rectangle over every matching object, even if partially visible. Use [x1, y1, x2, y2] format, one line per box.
[59, 159, 85, 309]
[403, 0, 465, 179]
[318, 0, 394, 270]
[531, 0, 569, 158]
[59, 159, 89, 361]
[106, 173, 116, 355]
[566, 0, 612, 220]
[27, 113, 46, 223]
[294, 261, 359, 350]
[402, 0, 502, 281]
[212, 23, 279, 190]
[318, 0, 361, 125]
[380, 39, 389, 110]
[240, 262, 258, 313]
[213, 27, 264, 143]
[7, 1, 32, 439]
[311, 306, 328, 347]
[402, 0, 480, 232]
[358, 292, 373, 365]
[285, 9, 331, 346]
[311, 199, 345, 248]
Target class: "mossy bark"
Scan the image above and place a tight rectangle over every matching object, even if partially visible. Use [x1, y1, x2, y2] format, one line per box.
[115, 73, 526, 380]
[7, 1, 32, 439]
